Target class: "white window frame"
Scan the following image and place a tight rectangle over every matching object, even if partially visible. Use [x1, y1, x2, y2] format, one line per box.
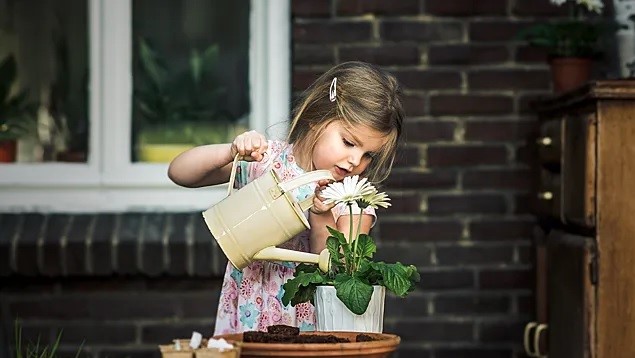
[0, 0, 290, 213]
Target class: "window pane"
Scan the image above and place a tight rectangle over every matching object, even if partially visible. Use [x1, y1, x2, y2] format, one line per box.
[0, 0, 89, 163]
[132, 0, 250, 163]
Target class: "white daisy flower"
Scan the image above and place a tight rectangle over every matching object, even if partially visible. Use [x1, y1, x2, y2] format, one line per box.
[321, 175, 375, 205]
[576, 0, 603, 13]
[550, 0, 567, 6]
[357, 190, 391, 209]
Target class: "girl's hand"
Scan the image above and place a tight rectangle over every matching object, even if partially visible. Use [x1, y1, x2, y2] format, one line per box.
[231, 130, 268, 162]
[310, 179, 336, 215]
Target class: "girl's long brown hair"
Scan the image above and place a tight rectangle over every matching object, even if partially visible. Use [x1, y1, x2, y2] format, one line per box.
[288, 62, 404, 183]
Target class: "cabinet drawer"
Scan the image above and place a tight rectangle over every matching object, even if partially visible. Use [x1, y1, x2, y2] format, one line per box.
[562, 111, 597, 228]
[537, 119, 563, 168]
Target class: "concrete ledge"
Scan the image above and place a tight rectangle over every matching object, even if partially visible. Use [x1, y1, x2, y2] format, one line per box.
[0, 212, 227, 278]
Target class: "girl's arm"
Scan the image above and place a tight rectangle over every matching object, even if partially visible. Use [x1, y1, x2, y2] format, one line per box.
[309, 211, 374, 254]
[168, 130, 268, 188]
[168, 143, 234, 188]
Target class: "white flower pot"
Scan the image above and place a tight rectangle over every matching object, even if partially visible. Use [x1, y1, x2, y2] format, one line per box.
[314, 285, 385, 333]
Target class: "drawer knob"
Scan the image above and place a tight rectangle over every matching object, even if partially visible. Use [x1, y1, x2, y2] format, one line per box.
[536, 137, 553, 146]
[538, 191, 553, 200]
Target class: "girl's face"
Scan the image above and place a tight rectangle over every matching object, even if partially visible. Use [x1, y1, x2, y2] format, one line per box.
[311, 120, 387, 181]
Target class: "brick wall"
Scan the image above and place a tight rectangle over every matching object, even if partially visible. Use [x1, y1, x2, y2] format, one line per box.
[1, 0, 615, 357]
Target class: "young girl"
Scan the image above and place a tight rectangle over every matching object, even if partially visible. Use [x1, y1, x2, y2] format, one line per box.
[168, 61, 404, 334]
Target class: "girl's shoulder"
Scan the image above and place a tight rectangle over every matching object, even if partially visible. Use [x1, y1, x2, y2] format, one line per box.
[240, 140, 294, 180]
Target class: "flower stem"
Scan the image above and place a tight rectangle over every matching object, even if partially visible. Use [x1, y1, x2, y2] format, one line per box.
[354, 209, 363, 271]
[347, 203, 354, 275]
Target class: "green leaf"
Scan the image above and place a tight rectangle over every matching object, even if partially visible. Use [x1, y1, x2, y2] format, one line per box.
[282, 269, 326, 307]
[334, 275, 374, 315]
[190, 49, 202, 84]
[354, 234, 376, 259]
[371, 262, 418, 297]
[138, 39, 167, 89]
[326, 236, 344, 272]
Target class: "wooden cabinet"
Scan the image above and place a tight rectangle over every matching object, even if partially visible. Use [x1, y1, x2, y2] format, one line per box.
[525, 80, 635, 358]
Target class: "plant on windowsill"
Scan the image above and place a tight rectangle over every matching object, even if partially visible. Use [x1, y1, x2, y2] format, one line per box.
[0, 54, 37, 163]
[134, 38, 240, 163]
[281, 176, 420, 332]
[516, 0, 619, 93]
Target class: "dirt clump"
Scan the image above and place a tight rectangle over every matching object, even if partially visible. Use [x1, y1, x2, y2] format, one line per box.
[267, 324, 300, 336]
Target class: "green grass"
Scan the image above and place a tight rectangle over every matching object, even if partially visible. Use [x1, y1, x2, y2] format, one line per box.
[13, 320, 84, 358]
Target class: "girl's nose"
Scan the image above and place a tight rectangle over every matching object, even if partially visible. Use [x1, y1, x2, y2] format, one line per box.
[348, 150, 362, 167]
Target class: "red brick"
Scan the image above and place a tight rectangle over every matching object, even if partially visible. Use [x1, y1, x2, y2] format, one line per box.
[292, 69, 323, 91]
[519, 93, 551, 114]
[375, 242, 432, 266]
[379, 219, 463, 241]
[428, 193, 508, 215]
[430, 95, 514, 116]
[434, 294, 512, 314]
[513, 193, 533, 214]
[436, 245, 515, 265]
[515, 45, 549, 64]
[468, 69, 550, 90]
[394, 70, 462, 90]
[339, 45, 420, 66]
[293, 21, 372, 44]
[426, 0, 508, 16]
[381, 21, 463, 42]
[418, 269, 475, 289]
[513, 0, 568, 17]
[338, 0, 420, 16]
[470, 21, 531, 42]
[480, 321, 528, 343]
[428, 44, 509, 65]
[292, 0, 331, 17]
[404, 120, 456, 142]
[469, 218, 536, 240]
[294, 45, 335, 65]
[463, 168, 533, 190]
[464, 119, 537, 142]
[479, 268, 533, 289]
[427, 145, 508, 167]
[436, 348, 513, 357]
[384, 170, 458, 189]
[393, 146, 420, 167]
[394, 321, 474, 342]
[385, 192, 422, 213]
[403, 94, 427, 116]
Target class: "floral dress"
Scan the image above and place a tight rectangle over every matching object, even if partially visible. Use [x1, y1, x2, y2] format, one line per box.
[212, 140, 375, 335]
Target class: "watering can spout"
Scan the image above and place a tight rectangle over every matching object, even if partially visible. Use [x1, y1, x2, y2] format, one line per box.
[253, 247, 330, 272]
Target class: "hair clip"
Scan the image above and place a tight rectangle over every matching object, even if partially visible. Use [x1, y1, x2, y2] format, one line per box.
[329, 77, 337, 102]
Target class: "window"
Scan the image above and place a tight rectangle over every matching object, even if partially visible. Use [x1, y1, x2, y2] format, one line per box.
[0, 0, 290, 212]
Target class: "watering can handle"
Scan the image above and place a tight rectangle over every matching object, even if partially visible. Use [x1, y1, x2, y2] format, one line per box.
[226, 155, 335, 199]
[226, 154, 242, 197]
[278, 170, 334, 194]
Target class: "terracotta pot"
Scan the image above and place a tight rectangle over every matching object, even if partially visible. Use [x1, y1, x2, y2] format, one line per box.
[314, 285, 385, 333]
[214, 331, 400, 358]
[0, 140, 17, 162]
[549, 57, 593, 94]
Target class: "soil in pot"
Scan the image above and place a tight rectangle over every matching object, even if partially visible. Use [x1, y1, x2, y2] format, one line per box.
[243, 325, 377, 343]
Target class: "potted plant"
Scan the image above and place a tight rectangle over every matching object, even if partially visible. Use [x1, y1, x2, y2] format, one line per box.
[0, 54, 37, 163]
[281, 176, 420, 333]
[516, 0, 616, 93]
[134, 39, 239, 163]
[48, 30, 89, 162]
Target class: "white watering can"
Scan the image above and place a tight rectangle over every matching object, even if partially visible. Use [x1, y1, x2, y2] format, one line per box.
[202, 155, 333, 272]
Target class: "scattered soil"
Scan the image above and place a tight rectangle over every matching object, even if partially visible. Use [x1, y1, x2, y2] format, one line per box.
[242, 325, 380, 344]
